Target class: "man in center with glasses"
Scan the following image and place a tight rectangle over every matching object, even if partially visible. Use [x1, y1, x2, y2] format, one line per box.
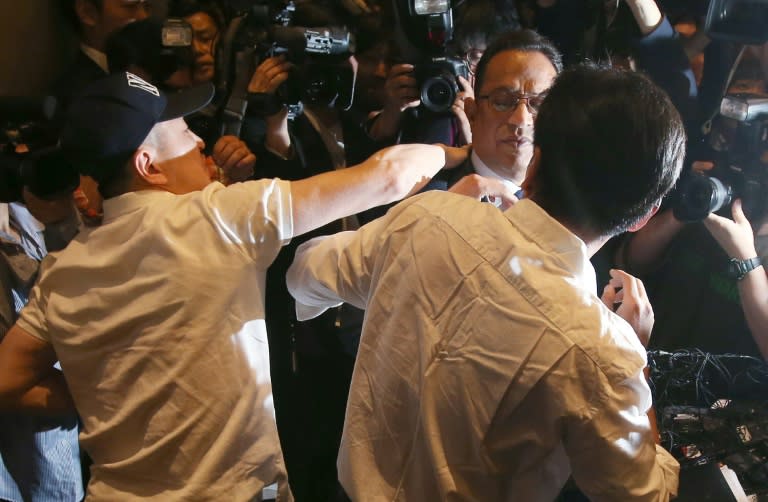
[439, 29, 562, 208]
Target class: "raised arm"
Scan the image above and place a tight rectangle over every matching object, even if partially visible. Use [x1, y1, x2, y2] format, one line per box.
[703, 199, 768, 359]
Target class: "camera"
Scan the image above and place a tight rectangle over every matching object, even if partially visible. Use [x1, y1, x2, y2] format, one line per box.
[392, 0, 469, 114]
[0, 96, 79, 203]
[674, 94, 768, 222]
[106, 18, 196, 89]
[267, 24, 355, 110]
[705, 0, 768, 44]
[219, 0, 355, 128]
[414, 56, 469, 114]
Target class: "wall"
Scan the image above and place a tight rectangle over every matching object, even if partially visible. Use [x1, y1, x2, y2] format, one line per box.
[0, 0, 169, 96]
[0, 0, 76, 95]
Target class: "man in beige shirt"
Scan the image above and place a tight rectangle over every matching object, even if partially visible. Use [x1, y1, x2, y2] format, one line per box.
[288, 65, 685, 501]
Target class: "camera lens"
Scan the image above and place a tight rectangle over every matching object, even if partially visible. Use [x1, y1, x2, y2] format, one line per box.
[421, 75, 457, 113]
[675, 173, 733, 222]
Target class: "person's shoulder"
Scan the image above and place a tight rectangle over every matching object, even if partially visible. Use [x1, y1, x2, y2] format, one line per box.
[399, 190, 495, 220]
[565, 304, 648, 382]
[52, 50, 108, 100]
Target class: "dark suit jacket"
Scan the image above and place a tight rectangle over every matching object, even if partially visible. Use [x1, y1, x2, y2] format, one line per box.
[51, 49, 108, 129]
[52, 49, 108, 106]
[426, 154, 476, 192]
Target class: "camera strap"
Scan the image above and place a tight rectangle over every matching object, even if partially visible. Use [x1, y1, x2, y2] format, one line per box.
[220, 47, 258, 137]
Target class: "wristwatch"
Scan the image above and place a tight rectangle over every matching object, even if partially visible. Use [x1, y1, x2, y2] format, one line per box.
[726, 256, 763, 281]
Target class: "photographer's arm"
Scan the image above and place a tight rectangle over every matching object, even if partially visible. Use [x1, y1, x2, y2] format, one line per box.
[366, 64, 420, 142]
[0, 324, 75, 416]
[627, 0, 698, 131]
[703, 200, 768, 360]
[615, 208, 686, 276]
[248, 56, 292, 159]
[625, 0, 662, 35]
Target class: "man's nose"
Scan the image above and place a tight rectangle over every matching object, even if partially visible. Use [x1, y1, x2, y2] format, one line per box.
[192, 39, 210, 57]
[507, 99, 534, 129]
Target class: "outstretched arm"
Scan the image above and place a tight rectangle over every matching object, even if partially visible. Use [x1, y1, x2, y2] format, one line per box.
[289, 144, 466, 236]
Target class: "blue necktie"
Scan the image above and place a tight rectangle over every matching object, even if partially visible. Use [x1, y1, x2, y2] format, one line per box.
[515, 189, 525, 199]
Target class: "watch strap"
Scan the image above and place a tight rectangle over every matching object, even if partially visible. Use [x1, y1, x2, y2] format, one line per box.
[729, 256, 763, 281]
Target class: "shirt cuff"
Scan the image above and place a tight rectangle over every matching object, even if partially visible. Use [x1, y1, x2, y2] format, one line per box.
[295, 301, 341, 322]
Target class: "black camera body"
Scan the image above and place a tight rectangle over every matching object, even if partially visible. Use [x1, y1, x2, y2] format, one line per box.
[266, 25, 355, 110]
[414, 56, 469, 114]
[675, 95, 768, 223]
[222, 0, 355, 122]
[391, 0, 469, 115]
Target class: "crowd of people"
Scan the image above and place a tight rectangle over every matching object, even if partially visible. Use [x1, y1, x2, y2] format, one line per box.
[0, 0, 766, 500]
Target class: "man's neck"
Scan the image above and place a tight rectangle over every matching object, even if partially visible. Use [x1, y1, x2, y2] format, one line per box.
[528, 197, 609, 258]
[470, 151, 523, 190]
[80, 42, 109, 72]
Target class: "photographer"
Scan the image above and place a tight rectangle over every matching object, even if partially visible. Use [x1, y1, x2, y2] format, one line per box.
[365, 0, 519, 145]
[242, 11, 394, 500]
[168, 0, 227, 85]
[615, 54, 768, 359]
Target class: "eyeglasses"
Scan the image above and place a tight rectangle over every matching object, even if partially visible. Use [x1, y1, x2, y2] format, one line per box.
[462, 49, 483, 76]
[476, 88, 547, 115]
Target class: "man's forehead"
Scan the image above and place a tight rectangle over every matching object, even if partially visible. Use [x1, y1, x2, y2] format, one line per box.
[482, 50, 557, 90]
[106, 0, 151, 8]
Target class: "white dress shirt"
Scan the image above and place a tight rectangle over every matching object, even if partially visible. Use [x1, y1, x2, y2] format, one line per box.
[80, 43, 109, 73]
[19, 181, 294, 501]
[287, 192, 679, 501]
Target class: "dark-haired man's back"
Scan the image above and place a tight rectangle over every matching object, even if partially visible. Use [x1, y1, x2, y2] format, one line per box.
[287, 64, 685, 500]
[288, 193, 678, 501]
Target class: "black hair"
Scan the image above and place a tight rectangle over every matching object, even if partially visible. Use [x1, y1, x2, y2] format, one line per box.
[531, 64, 686, 237]
[473, 29, 563, 94]
[62, 0, 103, 32]
[168, 0, 226, 30]
[79, 152, 135, 199]
[452, 0, 521, 54]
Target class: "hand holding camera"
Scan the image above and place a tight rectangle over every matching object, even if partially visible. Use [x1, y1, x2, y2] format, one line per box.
[248, 55, 292, 97]
[703, 199, 760, 262]
[383, 63, 421, 114]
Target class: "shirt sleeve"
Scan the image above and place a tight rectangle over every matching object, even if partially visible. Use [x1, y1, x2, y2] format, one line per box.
[15, 265, 52, 343]
[204, 179, 294, 268]
[286, 204, 401, 321]
[565, 354, 679, 501]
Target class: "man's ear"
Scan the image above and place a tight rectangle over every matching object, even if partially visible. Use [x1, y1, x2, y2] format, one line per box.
[75, 0, 99, 28]
[521, 146, 541, 196]
[628, 205, 660, 232]
[464, 96, 477, 123]
[132, 147, 168, 187]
